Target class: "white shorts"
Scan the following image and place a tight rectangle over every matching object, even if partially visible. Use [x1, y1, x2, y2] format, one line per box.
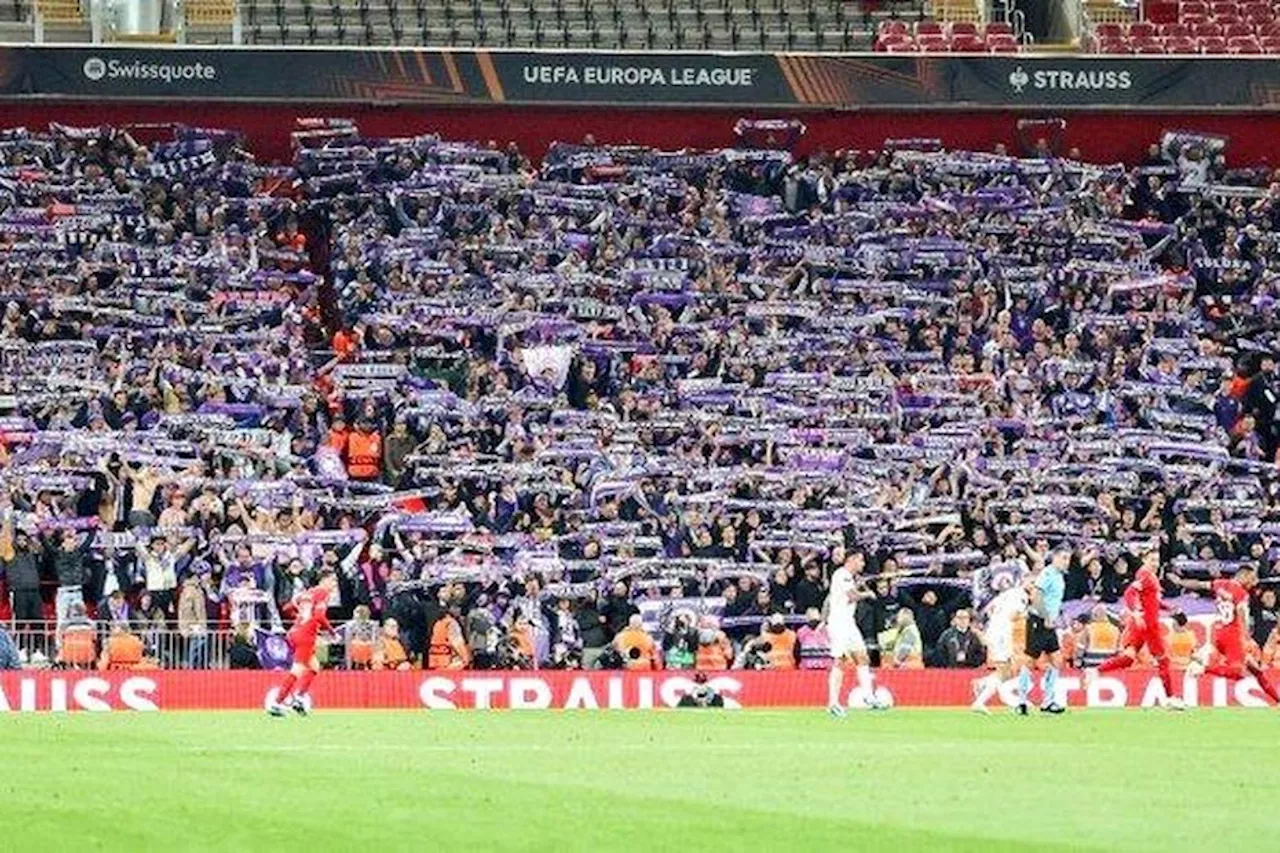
[987, 626, 1014, 664]
[828, 620, 866, 659]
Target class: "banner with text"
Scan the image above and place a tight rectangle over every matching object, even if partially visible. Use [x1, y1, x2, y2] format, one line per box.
[2, 48, 1280, 108]
[0, 669, 1275, 712]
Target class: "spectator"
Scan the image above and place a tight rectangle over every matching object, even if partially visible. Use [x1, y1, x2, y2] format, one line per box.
[1166, 612, 1198, 669]
[662, 612, 698, 669]
[44, 526, 96, 636]
[426, 605, 471, 671]
[614, 614, 660, 671]
[0, 515, 42, 626]
[1082, 605, 1122, 668]
[375, 618, 411, 671]
[507, 613, 537, 669]
[345, 605, 378, 669]
[98, 623, 145, 671]
[228, 625, 260, 669]
[758, 613, 798, 670]
[694, 617, 733, 671]
[796, 607, 831, 670]
[0, 624, 19, 670]
[880, 609, 924, 669]
[575, 594, 609, 669]
[934, 609, 986, 668]
[177, 574, 209, 669]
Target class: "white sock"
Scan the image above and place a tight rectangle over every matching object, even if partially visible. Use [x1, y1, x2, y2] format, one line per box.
[974, 673, 1001, 706]
[827, 664, 845, 708]
[856, 664, 873, 692]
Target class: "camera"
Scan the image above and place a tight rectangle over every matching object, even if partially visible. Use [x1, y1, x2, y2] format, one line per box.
[677, 673, 724, 708]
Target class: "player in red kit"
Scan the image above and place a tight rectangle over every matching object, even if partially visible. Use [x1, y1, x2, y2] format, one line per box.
[269, 571, 338, 717]
[1171, 567, 1280, 705]
[1086, 551, 1185, 709]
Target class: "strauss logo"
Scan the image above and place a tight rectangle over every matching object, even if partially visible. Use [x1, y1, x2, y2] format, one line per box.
[1008, 66, 1030, 94]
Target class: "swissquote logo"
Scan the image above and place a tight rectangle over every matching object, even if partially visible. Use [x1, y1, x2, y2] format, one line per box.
[80, 54, 217, 84]
[1008, 64, 1133, 94]
[82, 57, 106, 81]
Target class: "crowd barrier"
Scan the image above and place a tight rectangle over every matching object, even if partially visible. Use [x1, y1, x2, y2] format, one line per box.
[1, 669, 1274, 712]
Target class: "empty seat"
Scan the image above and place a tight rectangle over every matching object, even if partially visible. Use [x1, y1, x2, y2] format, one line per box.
[950, 21, 978, 36]
[951, 32, 984, 50]
[1160, 22, 1189, 38]
[988, 37, 1019, 52]
[1197, 35, 1228, 51]
[917, 33, 950, 50]
[1134, 41, 1166, 52]
[916, 19, 943, 36]
[1192, 21, 1223, 36]
[1164, 36, 1199, 52]
[1128, 21, 1156, 38]
[985, 21, 1013, 36]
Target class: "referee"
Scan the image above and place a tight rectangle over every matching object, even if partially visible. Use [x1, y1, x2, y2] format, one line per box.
[1018, 550, 1068, 715]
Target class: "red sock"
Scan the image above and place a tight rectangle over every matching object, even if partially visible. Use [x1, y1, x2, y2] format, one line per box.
[296, 669, 316, 696]
[1247, 663, 1280, 704]
[1097, 652, 1135, 673]
[277, 672, 298, 703]
[1158, 657, 1178, 699]
[1205, 662, 1247, 681]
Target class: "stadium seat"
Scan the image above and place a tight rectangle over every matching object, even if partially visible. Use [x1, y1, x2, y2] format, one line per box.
[1160, 22, 1190, 38]
[1229, 40, 1263, 51]
[1100, 40, 1133, 52]
[1193, 20, 1223, 36]
[1164, 35, 1199, 52]
[1224, 22, 1256, 38]
[885, 39, 917, 51]
[1129, 21, 1157, 39]
[878, 19, 909, 36]
[917, 33, 950, 51]
[950, 32, 984, 50]
[1197, 34, 1228, 51]
[1260, 35, 1280, 51]
[950, 20, 978, 36]
[1093, 22, 1125, 40]
[985, 21, 1013, 36]
[916, 19, 943, 36]
[988, 37, 1019, 51]
[1180, 0, 1210, 16]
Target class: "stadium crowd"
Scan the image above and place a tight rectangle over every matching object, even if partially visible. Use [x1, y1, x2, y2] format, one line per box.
[1, 119, 1280, 673]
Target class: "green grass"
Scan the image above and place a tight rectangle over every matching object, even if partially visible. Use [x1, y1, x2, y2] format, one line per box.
[0, 709, 1276, 852]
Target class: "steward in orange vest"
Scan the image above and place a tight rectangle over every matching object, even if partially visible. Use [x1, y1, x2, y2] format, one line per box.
[426, 610, 471, 670]
[346, 419, 383, 481]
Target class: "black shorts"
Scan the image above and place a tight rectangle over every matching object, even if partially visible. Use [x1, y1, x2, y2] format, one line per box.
[1025, 614, 1060, 658]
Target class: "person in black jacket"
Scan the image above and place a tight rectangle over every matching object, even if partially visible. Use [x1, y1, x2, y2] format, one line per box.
[42, 523, 97, 634]
[933, 609, 987, 668]
[1, 517, 44, 625]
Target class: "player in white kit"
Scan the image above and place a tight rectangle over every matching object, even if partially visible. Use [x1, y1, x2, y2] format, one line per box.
[825, 552, 888, 717]
[970, 576, 1030, 714]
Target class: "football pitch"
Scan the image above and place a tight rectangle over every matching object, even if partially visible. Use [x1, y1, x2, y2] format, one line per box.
[1, 709, 1276, 852]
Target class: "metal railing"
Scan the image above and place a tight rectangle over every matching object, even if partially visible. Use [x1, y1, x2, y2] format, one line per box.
[6, 622, 250, 669]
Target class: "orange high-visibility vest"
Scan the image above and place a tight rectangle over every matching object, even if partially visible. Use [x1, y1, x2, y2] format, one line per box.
[426, 615, 470, 670]
[346, 431, 382, 480]
[764, 630, 797, 670]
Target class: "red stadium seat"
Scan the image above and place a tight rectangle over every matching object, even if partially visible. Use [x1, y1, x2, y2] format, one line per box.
[1193, 21, 1224, 36]
[876, 32, 912, 50]
[1164, 36, 1200, 52]
[1260, 35, 1280, 51]
[951, 33, 986, 51]
[1100, 40, 1133, 53]
[1093, 22, 1125, 40]
[916, 20, 943, 36]
[988, 38, 1020, 52]
[1181, 0, 1210, 15]
[1229, 40, 1264, 52]
[950, 21, 979, 36]
[1134, 41, 1167, 53]
[1224, 22, 1257, 37]
[1129, 21, 1158, 39]
[1145, 1, 1181, 23]
[1197, 35, 1229, 51]
[885, 40, 919, 52]
[985, 21, 1013, 36]
[878, 20, 909, 36]
[1211, 0, 1242, 15]
[1160, 22, 1190, 38]
[917, 34, 951, 51]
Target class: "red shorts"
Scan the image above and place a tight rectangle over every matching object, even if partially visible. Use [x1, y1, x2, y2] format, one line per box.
[1211, 625, 1246, 666]
[288, 630, 316, 664]
[1121, 621, 1166, 658]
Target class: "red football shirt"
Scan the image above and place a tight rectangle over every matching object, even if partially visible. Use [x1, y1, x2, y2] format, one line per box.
[1123, 567, 1162, 630]
[291, 586, 332, 641]
[1211, 579, 1248, 633]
